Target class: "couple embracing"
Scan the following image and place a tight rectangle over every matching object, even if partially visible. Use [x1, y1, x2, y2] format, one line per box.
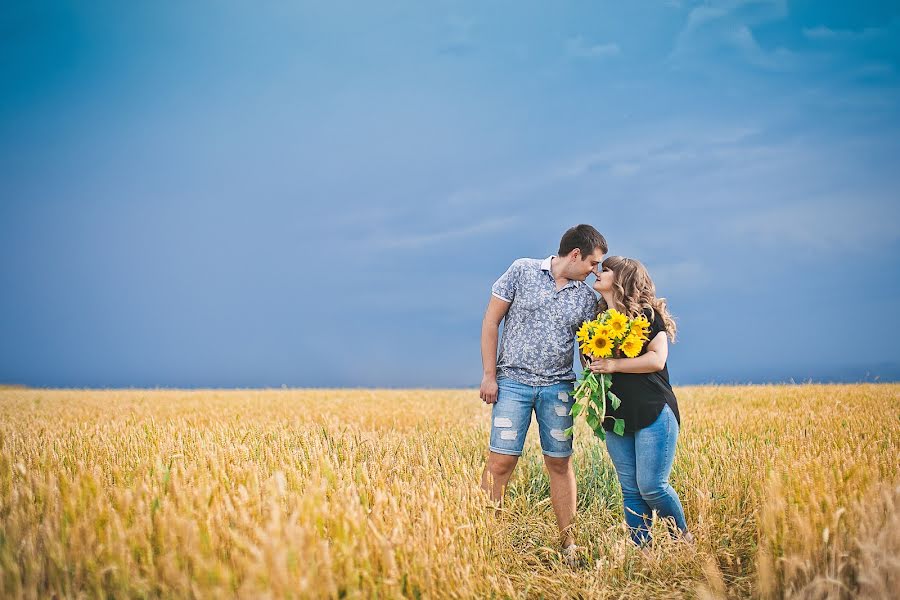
[479, 224, 691, 562]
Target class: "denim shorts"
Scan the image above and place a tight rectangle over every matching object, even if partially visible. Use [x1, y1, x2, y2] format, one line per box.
[489, 377, 575, 458]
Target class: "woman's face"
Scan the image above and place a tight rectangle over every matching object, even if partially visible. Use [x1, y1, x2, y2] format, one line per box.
[592, 264, 615, 294]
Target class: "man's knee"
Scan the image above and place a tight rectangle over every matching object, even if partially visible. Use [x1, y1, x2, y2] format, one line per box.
[543, 455, 573, 477]
[486, 452, 518, 478]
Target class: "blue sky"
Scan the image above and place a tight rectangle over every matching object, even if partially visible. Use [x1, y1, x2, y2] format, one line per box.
[2, 1, 899, 387]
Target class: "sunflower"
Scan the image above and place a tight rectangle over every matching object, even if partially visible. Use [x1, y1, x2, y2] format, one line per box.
[587, 333, 613, 358]
[628, 316, 650, 339]
[606, 310, 629, 338]
[576, 321, 593, 344]
[620, 334, 644, 358]
[579, 336, 596, 356]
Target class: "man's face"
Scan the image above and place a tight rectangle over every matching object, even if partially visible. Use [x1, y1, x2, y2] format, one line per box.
[574, 248, 605, 281]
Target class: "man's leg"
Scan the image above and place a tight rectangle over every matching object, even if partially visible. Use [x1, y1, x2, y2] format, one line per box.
[481, 451, 519, 502]
[544, 455, 576, 547]
[536, 383, 578, 548]
[483, 378, 531, 503]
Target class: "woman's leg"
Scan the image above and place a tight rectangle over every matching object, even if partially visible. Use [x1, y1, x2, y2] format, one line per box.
[605, 431, 653, 545]
[633, 404, 687, 536]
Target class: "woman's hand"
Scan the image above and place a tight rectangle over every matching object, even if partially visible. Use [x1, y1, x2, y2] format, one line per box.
[589, 358, 618, 374]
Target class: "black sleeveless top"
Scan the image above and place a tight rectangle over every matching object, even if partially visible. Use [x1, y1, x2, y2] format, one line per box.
[603, 308, 681, 433]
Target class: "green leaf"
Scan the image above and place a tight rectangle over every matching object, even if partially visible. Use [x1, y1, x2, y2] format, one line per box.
[563, 426, 574, 438]
[613, 419, 626, 436]
[570, 402, 584, 417]
[603, 373, 612, 388]
[594, 427, 606, 441]
[608, 391, 621, 410]
[586, 412, 599, 430]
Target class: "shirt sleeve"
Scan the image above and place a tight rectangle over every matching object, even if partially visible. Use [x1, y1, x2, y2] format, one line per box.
[491, 260, 520, 302]
[647, 307, 667, 339]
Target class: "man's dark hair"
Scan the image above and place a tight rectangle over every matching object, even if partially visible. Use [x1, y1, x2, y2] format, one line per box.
[558, 224, 607, 258]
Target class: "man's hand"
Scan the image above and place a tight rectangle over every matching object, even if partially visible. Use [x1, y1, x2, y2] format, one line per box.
[589, 358, 618, 374]
[480, 296, 509, 405]
[480, 375, 499, 404]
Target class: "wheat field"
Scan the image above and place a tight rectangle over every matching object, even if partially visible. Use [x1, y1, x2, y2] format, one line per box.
[1, 384, 898, 599]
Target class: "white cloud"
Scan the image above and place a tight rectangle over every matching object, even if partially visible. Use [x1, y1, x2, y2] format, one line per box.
[552, 125, 759, 179]
[647, 261, 712, 293]
[370, 216, 520, 250]
[855, 62, 897, 79]
[609, 162, 640, 177]
[726, 201, 900, 252]
[729, 25, 803, 70]
[802, 25, 886, 41]
[445, 122, 762, 208]
[668, 0, 798, 70]
[565, 37, 621, 60]
[677, 5, 731, 41]
[552, 151, 613, 179]
[793, 84, 900, 112]
[438, 15, 476, 55]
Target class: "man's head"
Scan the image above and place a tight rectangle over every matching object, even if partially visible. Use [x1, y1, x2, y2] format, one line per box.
[557, 224, 607, 281]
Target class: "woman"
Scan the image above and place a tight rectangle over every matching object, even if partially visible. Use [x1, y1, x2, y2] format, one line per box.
[589, 256, 692, 545]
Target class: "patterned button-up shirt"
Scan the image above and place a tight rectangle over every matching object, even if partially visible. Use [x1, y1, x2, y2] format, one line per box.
[491, 256, 599, 386]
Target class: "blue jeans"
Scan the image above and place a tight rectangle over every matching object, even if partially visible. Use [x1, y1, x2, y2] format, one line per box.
[489, 377, 575, 458]
[605, 404, 687, 545]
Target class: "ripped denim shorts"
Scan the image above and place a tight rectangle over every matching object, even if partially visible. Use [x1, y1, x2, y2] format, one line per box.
[489, 377, 575, 458]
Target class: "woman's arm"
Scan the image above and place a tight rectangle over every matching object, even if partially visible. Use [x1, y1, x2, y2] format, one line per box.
[589, 331, 668, 374]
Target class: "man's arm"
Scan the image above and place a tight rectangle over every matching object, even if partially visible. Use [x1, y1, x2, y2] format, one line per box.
[480, 295, 511, 403]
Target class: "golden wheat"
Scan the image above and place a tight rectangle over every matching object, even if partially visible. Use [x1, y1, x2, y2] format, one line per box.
[1, 384, 897, 599]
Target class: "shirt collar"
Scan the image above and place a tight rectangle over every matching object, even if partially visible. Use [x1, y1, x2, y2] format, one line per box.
[541, 255, 582, 287]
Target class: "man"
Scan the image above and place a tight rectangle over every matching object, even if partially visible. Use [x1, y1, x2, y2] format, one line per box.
[479, 224, 606, 561]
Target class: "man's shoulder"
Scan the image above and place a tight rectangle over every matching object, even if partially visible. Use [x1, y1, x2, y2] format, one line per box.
[509, 257, 542, 270]
[503, 258, 542, 279]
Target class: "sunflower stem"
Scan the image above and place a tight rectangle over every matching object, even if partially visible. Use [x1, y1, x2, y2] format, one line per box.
[590, 371, 604, 437]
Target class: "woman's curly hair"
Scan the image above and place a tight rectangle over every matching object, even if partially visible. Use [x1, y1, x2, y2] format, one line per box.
[596, 256, 677, 343]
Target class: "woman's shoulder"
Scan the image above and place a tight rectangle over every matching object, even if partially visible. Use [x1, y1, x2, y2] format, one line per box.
[639, 306, 656, 321]
[640, 306, 666, 332]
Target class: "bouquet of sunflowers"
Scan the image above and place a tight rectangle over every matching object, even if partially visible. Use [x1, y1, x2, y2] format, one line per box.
[564, 309, 651, 440]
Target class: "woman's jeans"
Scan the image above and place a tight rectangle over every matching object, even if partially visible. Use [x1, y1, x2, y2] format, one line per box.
[605, 404, 687, 545]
